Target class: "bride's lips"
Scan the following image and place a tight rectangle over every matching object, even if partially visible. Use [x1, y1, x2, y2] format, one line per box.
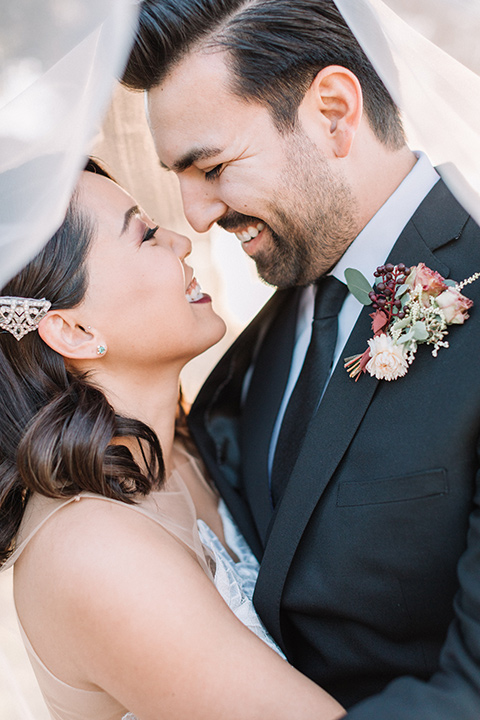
[185, 276, 212, 304]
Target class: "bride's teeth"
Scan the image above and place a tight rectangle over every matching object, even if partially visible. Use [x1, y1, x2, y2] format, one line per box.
[186, 278, 204, 302]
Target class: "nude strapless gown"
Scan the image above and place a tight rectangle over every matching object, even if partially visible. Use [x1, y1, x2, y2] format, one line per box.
[2, 448, 284, 720]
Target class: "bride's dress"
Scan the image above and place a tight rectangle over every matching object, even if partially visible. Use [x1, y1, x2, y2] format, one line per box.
[1, 445, 284, 720]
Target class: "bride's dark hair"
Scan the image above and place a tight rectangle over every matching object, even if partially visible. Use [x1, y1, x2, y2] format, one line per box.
[0, 159, 165, 566]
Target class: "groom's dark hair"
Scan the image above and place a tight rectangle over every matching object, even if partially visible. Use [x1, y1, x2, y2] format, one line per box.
[122, 0, 405, 149]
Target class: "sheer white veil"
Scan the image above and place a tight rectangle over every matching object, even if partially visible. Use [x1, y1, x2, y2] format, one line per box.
[0, 4, 137, 714]
[1, 0, 479, 293]
[335, 0, 480, 225]
[0, 0, 138, 288]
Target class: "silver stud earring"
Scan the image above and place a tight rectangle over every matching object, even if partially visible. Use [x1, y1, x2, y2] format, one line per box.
[96, 344, 107, 356]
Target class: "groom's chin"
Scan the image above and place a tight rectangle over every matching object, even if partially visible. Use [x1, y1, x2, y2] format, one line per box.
[254, 254, 303, 289]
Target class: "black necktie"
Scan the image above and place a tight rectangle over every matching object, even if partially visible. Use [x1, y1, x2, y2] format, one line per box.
[271, 276, 348, 506]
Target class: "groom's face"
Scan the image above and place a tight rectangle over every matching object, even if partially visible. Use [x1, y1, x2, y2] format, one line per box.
[148, 51, 357, 287]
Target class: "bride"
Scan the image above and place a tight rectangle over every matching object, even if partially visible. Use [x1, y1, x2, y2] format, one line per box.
[0, 160, 345, 720]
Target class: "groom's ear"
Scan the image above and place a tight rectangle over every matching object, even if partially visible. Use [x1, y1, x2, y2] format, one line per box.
[297, 66, 363, 158]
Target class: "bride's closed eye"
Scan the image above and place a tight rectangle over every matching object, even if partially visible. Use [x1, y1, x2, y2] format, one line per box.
[142, 225, 159, 243]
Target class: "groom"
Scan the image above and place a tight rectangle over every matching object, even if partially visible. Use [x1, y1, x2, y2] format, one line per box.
[123, 0, 480, 716]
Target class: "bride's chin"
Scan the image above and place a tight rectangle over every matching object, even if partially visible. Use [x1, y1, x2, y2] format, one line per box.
[212, 317, 228, 346]
[191, 317, 228, 359]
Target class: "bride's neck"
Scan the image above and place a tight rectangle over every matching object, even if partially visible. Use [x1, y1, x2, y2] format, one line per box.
[93, 365, 182, 475]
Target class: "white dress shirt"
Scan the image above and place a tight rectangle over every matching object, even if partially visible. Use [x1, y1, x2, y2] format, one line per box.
[267, 152, 440, 473]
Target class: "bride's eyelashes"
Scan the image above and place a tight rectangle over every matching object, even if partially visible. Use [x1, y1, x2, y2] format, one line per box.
[142, 225, 159, 243]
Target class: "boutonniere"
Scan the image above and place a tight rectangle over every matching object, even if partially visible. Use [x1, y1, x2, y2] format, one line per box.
[344, 263, 479, 381]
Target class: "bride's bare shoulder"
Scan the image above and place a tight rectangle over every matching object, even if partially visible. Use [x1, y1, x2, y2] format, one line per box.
[16, 492, 195, 585]
[14, 492, 209, 689]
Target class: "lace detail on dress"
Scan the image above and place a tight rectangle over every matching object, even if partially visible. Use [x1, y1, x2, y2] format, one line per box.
[197, 500, 285, 658]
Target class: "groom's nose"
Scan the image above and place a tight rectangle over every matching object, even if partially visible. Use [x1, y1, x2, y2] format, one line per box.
[178, 176, 228, 233]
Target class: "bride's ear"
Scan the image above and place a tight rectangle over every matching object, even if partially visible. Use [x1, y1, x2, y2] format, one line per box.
[37, 311, 102, 360]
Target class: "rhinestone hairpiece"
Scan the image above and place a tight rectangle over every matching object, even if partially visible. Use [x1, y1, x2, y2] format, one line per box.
[0, 296, 51, 341]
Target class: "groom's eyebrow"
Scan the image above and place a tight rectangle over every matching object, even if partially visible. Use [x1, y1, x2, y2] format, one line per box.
[161, 146, 224, 174]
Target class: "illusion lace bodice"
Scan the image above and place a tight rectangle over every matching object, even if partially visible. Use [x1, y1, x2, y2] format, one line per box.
[197, 500, 284, 656]
[2, 449, 284, 720]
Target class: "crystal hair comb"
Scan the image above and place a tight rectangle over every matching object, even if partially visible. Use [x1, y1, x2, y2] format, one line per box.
[0, 296, 51, 341]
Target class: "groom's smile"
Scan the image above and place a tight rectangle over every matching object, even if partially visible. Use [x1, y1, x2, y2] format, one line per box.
[233, 223, 266, 249]
[214, 210, 266, 253]
[147, 50, 359, 287]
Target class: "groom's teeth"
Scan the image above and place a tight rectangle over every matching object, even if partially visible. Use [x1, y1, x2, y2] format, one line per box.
[186, 278, 204, 302]
[235, 222, 266, 244]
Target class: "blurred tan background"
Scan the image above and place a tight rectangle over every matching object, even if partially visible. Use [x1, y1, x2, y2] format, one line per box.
[1, 2, 480, 718]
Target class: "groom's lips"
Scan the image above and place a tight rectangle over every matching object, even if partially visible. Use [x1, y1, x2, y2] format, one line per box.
[234, 221, 266, 244]
[240, 227, 267, 256]
[227, 222, 267, 256]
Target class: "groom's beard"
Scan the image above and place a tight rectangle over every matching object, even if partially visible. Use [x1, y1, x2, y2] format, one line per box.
[219, 137, 359, 289]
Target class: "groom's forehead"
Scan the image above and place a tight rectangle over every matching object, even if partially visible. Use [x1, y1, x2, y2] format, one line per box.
[160, 50, 233, 102]
[148, 48, 265, 129]
[147, 51, 272, 163]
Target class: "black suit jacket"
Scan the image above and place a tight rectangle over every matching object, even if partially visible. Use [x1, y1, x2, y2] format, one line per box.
[189, 181, 480, 717]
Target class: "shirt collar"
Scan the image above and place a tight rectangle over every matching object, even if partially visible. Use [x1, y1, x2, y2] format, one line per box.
[331, 152, 440, 287]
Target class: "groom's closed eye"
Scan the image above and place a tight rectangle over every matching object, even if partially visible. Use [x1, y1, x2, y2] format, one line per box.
[205, 165, 223, 181]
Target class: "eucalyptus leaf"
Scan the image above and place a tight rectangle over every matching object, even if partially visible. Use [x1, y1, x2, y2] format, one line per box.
[397, 330, 413, 345]
[445, 279, 456, 287]
[401, 293, 410, 309]
[344, 268, 372, 305]
[411, 321, 429, 341]
[392, 316, 410, 331]
[396, 283, 409, 297]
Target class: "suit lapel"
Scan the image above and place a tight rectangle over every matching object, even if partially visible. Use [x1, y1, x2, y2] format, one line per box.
[254, 180, 464, 642]
[241, 288, 301, 542]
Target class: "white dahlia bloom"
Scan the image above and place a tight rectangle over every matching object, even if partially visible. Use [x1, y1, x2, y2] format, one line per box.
[366, 334, 409, 381]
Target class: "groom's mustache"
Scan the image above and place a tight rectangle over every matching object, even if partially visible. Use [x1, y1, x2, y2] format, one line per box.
[217, 211, 265, 232]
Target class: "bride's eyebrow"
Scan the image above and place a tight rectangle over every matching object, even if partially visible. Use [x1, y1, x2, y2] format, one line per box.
[121, 205, 142, 235]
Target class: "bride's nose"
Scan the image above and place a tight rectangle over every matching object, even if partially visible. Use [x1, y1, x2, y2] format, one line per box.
[168, 230, 192, 260]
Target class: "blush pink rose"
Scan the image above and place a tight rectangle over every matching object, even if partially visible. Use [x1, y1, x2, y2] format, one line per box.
[406, 263, 448, 303]
[436, 287, 473, 324]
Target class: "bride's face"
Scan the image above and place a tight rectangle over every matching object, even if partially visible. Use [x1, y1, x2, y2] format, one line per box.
[77, 171, 226, 367]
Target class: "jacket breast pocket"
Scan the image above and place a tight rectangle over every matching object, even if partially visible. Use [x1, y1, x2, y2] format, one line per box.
[336, 468, 448, 507]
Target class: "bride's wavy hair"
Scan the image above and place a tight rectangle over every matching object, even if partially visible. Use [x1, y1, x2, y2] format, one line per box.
[0, 160, 166, 566]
